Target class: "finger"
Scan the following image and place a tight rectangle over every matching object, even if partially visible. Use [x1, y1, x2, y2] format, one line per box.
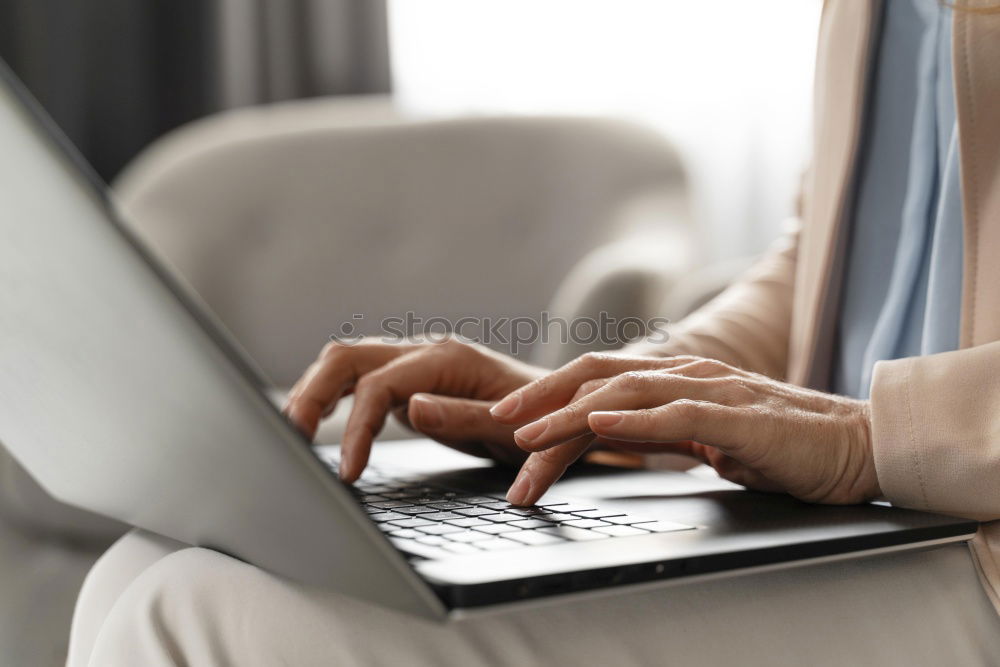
[588, 400, 748, 454]
[408, 394, 520, 462]
[340, 345, 468, 482]
[505, 435, 594, 506]
[490, 353, 699, 424]
[284, 342, 414, 440]
[569, 377, 612, 402]
[513, 372, 717, 452]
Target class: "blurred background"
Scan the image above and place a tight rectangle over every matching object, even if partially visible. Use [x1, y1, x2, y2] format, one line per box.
[0, 0, 820, 258]
[0, 0, 823, 375]
[0, 1, 821, 664]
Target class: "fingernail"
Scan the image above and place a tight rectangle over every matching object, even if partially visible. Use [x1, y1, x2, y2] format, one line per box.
[506, 471, 533, 505]
[490, 393, 521, 419]
[514, 418, 549, 445]
[590, 411, 624, 429]
[410, 394, 442, 429]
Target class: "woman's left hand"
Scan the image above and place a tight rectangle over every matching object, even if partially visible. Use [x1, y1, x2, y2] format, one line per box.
[491, 354, 881, 506]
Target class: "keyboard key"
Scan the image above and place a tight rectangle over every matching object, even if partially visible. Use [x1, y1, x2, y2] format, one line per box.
[442, 543, 480, 555]
[428, 502, 467, 511]
[507, 507, 544, 516]
[421, 511, 464, 521]
[506, 531, 566, 546]
[375, 523, 397, 532]
[481, 501, 515, 510]
[474, 523, 520, 535]
[388, 517, 434, 529]
[572, 509, 626, 519]
[370, 500, 411, 509]
[400, 486, 437, 496]
[541, 513, 576, 522]
[533, 499, 570, 507]
[454, 507, 497, 517]
[552, 503, 597, 513]
[388, 538, 449, 560]
[592, 525, 649, 537]
[638, 521, 695, 533]
[410, 497, 446, 505]
[416, 535, 448, 546]
[563, 519, 612, 529]
[452, 496, 501, 505]
[604, 515, 659, 525]
[395, 506, 437, 515]
[483, 512, 524, 523]
[447, 531, 492, 543]
[359, 494, 387, 503]
[538, 526, 608, 541]
[476, 538, 522, 551]
[417, 524, 464, 535]
[369, 511, 407, 523]
[509, 519, 552, 529]
[446, 517, 490, 528]
[388, 529, 422, 539]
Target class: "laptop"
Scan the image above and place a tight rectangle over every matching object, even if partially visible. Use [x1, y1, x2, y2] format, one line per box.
[0, 61, 978, 620]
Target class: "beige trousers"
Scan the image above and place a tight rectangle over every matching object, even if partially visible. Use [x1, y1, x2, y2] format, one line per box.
[68, 529, 1000, 667]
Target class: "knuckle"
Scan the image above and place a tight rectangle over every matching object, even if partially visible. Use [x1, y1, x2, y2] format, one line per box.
[714, 375, 754, 402]
[668, 355, 701, 366]
[614, 370, 652, 392]
[437, 336, 484, 357]
[632, 407, 658, 424]
[320, 341, 346, 360]
[434, 335, 463, 350]
[688, 358, 725, 374]
[560, 401, 584, 421]
[529, 374, 554, 396]
[670, 399, 702, 422]
[577, 351, 614, 369]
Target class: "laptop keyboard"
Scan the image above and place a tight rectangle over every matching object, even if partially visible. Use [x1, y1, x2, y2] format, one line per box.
[322, 455, 694, 560]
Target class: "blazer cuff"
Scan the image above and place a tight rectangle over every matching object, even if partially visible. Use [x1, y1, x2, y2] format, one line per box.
[870, 357, 930, 511]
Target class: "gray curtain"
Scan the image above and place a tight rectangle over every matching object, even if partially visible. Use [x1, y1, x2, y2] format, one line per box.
[216, 0, 391, 108]
[0, 0, 390, 181]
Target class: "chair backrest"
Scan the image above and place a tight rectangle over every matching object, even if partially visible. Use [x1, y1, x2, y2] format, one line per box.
[114, 96, 688, 385]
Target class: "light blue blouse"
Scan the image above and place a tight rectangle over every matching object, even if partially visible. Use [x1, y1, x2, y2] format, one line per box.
[832, 0, 964, 399]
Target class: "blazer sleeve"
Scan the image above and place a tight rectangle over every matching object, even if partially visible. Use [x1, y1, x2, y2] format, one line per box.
[627, 228, 798, 381]
[871, 341, 1000, 521]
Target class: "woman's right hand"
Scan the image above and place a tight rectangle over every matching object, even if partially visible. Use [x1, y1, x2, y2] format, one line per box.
[283, 337, 546, 482]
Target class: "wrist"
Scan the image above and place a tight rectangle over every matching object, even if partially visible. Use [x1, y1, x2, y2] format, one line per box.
[854, 400, 882, 501]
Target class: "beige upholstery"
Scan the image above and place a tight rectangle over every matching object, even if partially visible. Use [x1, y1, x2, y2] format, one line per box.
[112, 96, 692, 385]
[0, 96, 700, 664]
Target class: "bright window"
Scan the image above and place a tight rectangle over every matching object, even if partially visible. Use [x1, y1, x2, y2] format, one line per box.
[388, 0, 822, 259]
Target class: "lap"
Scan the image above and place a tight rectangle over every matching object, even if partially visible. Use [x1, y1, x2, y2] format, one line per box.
[73, 529, 1000, 667]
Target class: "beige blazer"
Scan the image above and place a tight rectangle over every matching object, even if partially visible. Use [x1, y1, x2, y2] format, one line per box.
[659, 0, 1000, 611]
